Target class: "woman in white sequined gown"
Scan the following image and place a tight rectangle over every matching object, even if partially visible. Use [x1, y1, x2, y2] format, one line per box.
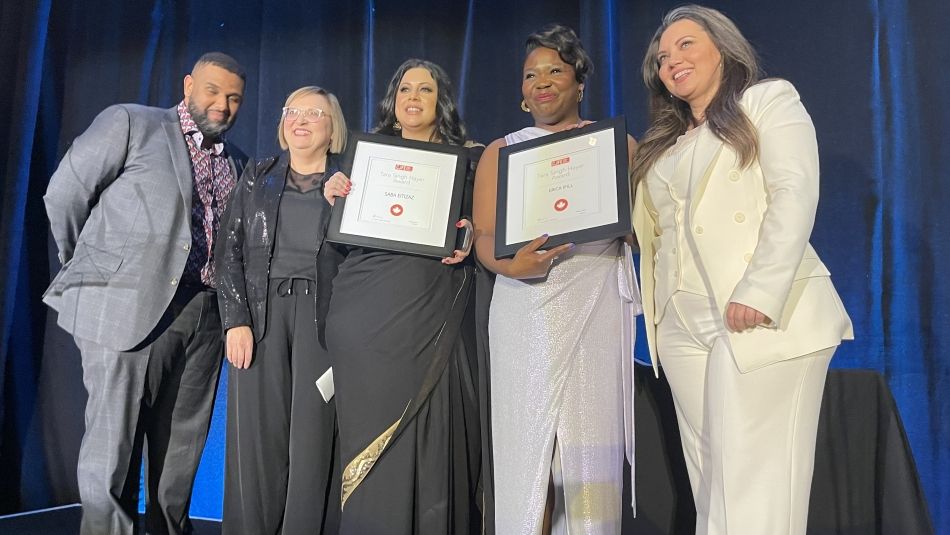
[473, 25, 640, 535]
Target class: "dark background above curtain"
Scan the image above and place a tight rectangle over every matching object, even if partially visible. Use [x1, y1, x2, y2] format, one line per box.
[1, 0, 947, 532]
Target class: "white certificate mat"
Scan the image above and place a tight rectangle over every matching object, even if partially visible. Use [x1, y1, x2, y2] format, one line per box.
[495, 117, 631, 258]
[328, 133, 468, 258]
[508, 129, 618, 244]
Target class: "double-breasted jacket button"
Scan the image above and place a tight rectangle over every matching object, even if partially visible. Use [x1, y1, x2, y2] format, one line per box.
[734, 212, 746, 223]
[728, 170, 741, 182]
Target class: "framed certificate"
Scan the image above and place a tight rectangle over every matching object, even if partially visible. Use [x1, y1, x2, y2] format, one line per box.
[494, 116, 631, 259]
[326, 132, 468, 258]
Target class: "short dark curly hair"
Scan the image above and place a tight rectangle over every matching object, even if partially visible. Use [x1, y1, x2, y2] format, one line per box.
[525, 24, 593, 84]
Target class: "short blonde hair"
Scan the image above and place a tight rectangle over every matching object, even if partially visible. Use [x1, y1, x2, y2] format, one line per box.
[277, 86, 347, 154]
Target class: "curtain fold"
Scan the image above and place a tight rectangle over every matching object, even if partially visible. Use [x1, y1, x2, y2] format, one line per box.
[0, 0, 51, 484]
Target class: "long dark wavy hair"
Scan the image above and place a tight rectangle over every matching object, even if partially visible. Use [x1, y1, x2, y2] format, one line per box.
[630, 5, 764, 184]
[374, 58, 468, 146]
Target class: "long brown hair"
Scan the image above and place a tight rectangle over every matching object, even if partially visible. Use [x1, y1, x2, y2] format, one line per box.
[630, 5, 763, 184]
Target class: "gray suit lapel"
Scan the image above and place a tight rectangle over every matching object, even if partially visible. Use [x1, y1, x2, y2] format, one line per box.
[162, 109, 193, 211]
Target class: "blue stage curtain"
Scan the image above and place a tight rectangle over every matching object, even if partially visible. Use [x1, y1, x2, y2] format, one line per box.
[1, 0, 947, 531]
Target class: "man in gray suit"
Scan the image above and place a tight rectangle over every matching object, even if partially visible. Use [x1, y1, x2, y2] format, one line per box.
[43, 52, 249, 535]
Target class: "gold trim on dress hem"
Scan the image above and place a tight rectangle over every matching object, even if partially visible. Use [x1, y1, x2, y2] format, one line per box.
[340, 403, 409, 508]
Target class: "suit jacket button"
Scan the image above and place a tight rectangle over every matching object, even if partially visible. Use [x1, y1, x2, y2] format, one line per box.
[729, 170, 741, 182]
[734, 212, 746, 223]
[743, 253, 753, 263]
[183, 243, 191, 251]
[171, 278, 178, 286]
[694, 225, 704, 235]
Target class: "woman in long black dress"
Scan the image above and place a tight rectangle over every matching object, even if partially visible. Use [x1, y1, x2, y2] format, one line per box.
[323, 59, 483, 534]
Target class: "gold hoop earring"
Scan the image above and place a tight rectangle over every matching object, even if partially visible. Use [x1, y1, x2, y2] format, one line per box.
[393, 120, 402, 131]
[577, 89, 584, 102]
[520, 100, 530, 113]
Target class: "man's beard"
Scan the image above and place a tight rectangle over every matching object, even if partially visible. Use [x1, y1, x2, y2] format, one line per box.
[188, 100, 232, 139]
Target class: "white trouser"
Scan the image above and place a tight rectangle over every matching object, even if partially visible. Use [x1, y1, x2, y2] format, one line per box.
[657, 292, 834, 535]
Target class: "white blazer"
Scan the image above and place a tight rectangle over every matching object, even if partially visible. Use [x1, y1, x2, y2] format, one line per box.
[633, 79, 853, 374]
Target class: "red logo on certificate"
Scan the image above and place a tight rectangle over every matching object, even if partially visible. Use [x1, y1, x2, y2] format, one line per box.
[554, 198, 569, 212]
[551, 157, 571, 167]
[395, 164, 414, 172]
[390, 204, 404, 216]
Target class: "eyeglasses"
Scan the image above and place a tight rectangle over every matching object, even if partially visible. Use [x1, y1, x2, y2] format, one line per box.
[282, 107, 326, 123]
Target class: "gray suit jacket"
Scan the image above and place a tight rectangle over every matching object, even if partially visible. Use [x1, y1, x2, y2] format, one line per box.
[43, 104, 248, 351]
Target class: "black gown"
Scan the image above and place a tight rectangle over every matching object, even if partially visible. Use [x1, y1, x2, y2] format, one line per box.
[326, 145, 483, 534]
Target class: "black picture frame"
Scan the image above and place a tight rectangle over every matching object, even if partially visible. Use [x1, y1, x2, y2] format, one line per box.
[494, 116, 632, 259]
[326, 132, 469, 258]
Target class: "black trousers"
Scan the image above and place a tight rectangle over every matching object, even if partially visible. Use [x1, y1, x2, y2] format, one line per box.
[222, 278, 340, 535]
[76, 286, 223, 535]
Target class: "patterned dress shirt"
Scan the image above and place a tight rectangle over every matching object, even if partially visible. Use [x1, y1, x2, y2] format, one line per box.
[177, 101, 236, 287]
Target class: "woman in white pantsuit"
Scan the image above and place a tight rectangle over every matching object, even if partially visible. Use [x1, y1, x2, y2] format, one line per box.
[630, 5, 853, 534]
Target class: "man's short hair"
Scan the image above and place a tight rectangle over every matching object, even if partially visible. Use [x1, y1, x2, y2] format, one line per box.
[193, 52, 246, 82]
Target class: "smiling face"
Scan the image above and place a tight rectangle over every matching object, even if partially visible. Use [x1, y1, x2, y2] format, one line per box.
[394, 67, 438, 140]
[282, 93, 333, 157]
[657, 18, 723, 118]
[521, 46, 583, 130]
[183, 63, 244, 138]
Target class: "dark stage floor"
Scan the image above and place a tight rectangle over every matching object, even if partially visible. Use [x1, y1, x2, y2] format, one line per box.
[0, 505, 222, 535]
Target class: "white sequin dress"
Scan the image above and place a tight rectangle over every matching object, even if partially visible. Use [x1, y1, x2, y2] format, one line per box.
[489, 126, 641, 535]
